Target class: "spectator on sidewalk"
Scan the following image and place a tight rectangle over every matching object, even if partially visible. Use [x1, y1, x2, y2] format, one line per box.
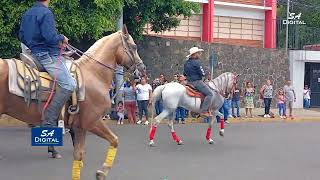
[260, 80, 273, 118]
[277, 89, 286, 119]
[116, 101, 125, 125]
[232, 83, 242, 118]
[216, 94, 231, 124]
[303, 85, 311, 109]
[283, 80, 296, 119]
[175, 74, 187, 124]
[136, 76, 152, 125]
[172, 73, 179, 83]
[152, 73, 166, 115]
[123, 80, 137, 124]
[244, 82, 255, 118]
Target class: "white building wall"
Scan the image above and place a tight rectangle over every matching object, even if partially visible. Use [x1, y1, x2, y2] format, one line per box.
[215, 5, 265, 19]
[289, 50, 320, 108]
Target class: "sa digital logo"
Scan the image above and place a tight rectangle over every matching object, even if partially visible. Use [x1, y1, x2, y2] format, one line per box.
[283, 12, 306, 25]
[31, 127, 63, 146]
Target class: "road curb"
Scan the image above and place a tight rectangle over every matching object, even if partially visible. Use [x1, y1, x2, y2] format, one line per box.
[1, 117, 320, 127]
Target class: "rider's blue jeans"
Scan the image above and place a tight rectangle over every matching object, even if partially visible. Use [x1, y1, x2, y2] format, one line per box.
[32, 52, 76, 91]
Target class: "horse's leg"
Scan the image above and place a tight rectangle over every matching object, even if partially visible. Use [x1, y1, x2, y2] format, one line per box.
[71, 128, 86, 180]
[206, 116, 214, 144]
[149, 109, 170, 146]
[48, 146, 62, 159]
[168, 112, 183, 145]
[87, 119, 118, 180]
[69, 128, 76, 147]
[217, 111, 225, 137]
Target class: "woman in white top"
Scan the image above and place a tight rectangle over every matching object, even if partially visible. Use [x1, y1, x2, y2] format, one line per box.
[303, 85, 311, 109]
[136, 76, 152, 125]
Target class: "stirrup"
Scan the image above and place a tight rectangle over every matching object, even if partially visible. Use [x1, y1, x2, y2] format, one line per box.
[68, 105, 79, 115]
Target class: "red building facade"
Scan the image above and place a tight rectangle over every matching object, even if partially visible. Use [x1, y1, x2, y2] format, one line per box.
[144, 0, 277, 48]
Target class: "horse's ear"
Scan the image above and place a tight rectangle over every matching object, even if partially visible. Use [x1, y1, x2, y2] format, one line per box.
[122, 24, 129, 35]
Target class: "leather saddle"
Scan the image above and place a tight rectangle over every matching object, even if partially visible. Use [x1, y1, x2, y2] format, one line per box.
[184, 85, 205, 99]
[17, 53, 83, 111]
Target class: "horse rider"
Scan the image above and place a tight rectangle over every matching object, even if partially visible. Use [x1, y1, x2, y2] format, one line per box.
[19, 0, 76, 127]
[183, 47, 214, 117]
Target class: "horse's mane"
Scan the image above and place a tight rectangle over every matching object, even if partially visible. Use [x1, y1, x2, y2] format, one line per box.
[209, 72, 233, 93]
[76, 31, 121, 64]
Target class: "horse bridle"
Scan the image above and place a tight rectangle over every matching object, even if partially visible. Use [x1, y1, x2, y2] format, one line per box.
[118, 32, 143, 73]
[67, 32, 141, 74]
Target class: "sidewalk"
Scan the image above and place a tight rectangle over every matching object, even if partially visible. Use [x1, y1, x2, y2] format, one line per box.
[1, 108, 320, 127]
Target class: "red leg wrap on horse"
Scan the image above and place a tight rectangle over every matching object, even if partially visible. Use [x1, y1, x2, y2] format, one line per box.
[171, 132, 180, 143]
[149, 126, 157, 140]
[220, 119, 225, 129]
[206, 128, 211, 140]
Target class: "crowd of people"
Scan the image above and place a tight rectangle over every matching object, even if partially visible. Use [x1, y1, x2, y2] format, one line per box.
[106, 72, 310, 125]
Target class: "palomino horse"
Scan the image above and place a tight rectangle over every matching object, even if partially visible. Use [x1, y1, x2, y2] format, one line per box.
[0, 27, 145, 180]
[149, 72, 237, 146]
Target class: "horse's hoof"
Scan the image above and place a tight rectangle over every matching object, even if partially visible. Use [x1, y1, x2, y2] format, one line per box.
[149, 140, 155, 147]
[50, 152, 62, 159]
[96, 170, 106, 180]
[177, 140, 184, 145]
[219, 129, 224, 137]
[208, 138, 214, 144]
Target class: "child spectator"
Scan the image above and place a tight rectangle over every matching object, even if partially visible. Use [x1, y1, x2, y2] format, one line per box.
[277, 89, 286, 119]
[244, 82, 255, 118]
[116, 101, 125, 125]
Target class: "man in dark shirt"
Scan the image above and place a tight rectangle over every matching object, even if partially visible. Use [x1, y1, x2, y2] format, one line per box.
[19, 0, 76, 127]
[183, 47, 213, 117]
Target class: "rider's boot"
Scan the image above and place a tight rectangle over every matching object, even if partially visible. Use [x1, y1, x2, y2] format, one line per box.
[200, 95, 213, 117]
[42, 88, 73, 127]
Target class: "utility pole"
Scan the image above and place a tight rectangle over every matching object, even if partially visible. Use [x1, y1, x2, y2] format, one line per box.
[115, 10, 124, 104]
[285, 0, 290, 51]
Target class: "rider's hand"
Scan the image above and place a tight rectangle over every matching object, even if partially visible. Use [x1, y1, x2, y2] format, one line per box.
[59, 36, 69, 48]
[63, 35, 69, 44]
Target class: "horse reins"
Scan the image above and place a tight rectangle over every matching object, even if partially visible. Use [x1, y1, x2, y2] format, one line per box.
[66, 32, 138, 75]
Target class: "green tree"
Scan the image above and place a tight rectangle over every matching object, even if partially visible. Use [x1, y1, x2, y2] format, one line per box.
[0, 0, 199, 58]
[0, 0, 122, 58]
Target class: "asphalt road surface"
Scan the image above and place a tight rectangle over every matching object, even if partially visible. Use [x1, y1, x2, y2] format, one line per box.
[0, 122, 320, 180]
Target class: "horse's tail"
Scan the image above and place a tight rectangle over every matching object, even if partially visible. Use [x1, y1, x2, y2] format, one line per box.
[153, 85, 165, 102]
[151, 85, 166, 123]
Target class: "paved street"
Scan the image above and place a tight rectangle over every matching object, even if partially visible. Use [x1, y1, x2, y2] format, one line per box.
[0, 122, 320, 180]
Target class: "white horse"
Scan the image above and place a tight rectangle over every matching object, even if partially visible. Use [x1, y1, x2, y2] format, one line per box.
[149, 72, 237, 146]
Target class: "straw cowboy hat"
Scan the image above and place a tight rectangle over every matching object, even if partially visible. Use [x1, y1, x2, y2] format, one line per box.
[186, 46, 204, 58]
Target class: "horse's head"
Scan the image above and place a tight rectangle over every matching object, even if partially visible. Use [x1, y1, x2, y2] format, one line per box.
[115, 25, 146, 77]
[208, 72, 238, 95]
[227, 72, 238, 94]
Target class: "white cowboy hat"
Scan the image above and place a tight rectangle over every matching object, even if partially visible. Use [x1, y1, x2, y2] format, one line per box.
[186, 46, 204, 58]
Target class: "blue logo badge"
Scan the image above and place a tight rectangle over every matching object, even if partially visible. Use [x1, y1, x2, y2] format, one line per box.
[31, 127, 63, 146]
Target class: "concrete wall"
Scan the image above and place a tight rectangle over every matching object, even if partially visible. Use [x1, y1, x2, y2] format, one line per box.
[138, 36, 289, 107]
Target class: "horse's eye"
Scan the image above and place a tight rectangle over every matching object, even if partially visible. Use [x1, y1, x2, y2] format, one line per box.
[132, 44, 137, 50]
